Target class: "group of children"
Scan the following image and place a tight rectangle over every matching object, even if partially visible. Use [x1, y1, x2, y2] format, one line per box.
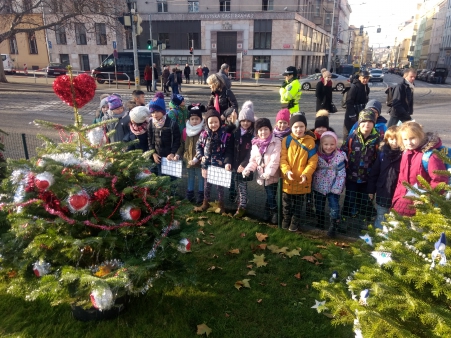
[93, 90, 449, 238]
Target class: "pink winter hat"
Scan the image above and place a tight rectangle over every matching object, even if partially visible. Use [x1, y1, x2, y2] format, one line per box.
[276, 108, 290, 123]
[321, 131, 338, 145]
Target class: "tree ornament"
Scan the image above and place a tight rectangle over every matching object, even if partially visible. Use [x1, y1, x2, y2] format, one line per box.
[53, 73, 96, 108]
[34, 172, 55, 191]
[68, 190, 90, 213]
[431, 232, 447, 269]
[446, 191, 451, 200]
[87, 127, 107, 146]
[92, 188, 110, 205]
[359, 234, 373, 246]
[311, 299, 327, 313]
[359, 289, 369, 305]
[329, 271, 338, 283]
[90, 286, 114, 311]
[136, 168, 152, 180]
[33, 260, 51, 277]
[177, 238, 191, 253]
[120, 205, 141, 221]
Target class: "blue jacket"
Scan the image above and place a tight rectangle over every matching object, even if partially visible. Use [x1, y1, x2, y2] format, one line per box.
[348, 115, 387, 141]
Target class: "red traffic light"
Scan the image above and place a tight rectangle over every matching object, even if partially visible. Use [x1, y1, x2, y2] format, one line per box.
[189, 47, 193, 55]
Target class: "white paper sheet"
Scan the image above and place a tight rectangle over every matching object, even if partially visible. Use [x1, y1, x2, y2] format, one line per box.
[161, 158, 182, 178]
[207, 165, 232, 188]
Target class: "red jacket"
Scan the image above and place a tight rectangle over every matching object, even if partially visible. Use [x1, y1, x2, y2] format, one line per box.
[196, 68, 203, 76]
[144, 67, 152, 81]
[392, 134, 448, 216]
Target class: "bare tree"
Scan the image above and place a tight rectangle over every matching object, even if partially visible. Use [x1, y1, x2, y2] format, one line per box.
[0, 0, 126, 83]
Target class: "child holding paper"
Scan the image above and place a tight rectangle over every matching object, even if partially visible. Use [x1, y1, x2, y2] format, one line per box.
[195, 109, 233, 214]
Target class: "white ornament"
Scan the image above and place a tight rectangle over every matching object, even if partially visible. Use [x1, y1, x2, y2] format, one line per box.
[311, 300, 327, 312]
[359, 234, 373, 246]
[87, 127, 107, 146]
[32, 260, 51, 277]
[90, 286, 114, 311]
[371, 251, 392, 265]
[177, 238, 191, 253]
[359, 289, 369, 305]
[120, 204, 141, 221]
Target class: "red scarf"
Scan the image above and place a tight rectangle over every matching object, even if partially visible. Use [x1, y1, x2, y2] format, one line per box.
[214, 94, 220, 112]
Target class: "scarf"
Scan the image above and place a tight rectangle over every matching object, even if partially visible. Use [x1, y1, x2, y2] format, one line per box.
[319, 150, 335, 163]
[252, 133, 273, 155]
[186, 120, 204, 137]
[214, 94, 220, 113]
[240, 127, 248, 136]
[273, 126, 291, 139]
[104, 109, 126, 120]
[129, 121, 149, 136]
[152, 114, 167, 129]
[405, 78, 415, 92]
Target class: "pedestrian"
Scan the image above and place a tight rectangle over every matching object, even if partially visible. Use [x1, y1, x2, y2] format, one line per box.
[132, 90, 145, 107]
[103, 95, 128, 143]
[168, 68, 179, 97]
[391, 122, 448, 216]
[152, 63, 159, 91]
[273, 108, 291, 140]
[312, 131, 346, 237]
[144, 65, 153, 92]
[177, 103, 206, 204]
[184, 63, 191, 84]
[280, 113, 318, 231]
[207, 74, 238, 120]
[348, 99, 387, 141]
[196, 66, 203, 84]
[167, 94, 189, 134]
[343, 70, 370, 140]
[230, 101, 255, 218]
[279, 66, 302, 114]
[341, 109, 379, 224]
[315, 70, 333, 112]
[387, 68, 416, 127]
[161, 65, 170, 96]
[195, 108, 233, 214]
[243, 118, 281, 224]
[297, 67, 302, 79]
[217, 63, 231, 89]
[93, 95, 109, 124]
[124, 105, 150, 152]
[367, 126, 402, 229]
[202, 64, 210, 84]
[176, 65, 183, 93]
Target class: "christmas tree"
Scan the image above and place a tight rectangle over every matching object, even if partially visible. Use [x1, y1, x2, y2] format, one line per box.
[313, 150, 451, 337]
[0, 71, 187, 317]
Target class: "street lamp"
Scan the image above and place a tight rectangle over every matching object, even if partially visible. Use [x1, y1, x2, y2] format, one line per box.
[326, 0, 336, 71]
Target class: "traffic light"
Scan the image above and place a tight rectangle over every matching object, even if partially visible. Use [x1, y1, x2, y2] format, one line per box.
[147, 39, 152, 50]
[359, 25, 364, 36]
[136, 14, 143, 35]
[189, 47, 193, 55]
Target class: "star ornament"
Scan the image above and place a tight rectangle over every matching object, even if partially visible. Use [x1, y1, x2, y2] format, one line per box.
[360, 234, 373, 246]
[311, 300, 327, 313]
[371, 251, 392, 265]
[431, 232, 447, 269]
[359, 289, 369, 305]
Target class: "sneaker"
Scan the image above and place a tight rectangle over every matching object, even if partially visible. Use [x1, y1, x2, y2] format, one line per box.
[288, 222, 298, 232]
[234, 207, 246, 219]
[282, 220, 290, 230]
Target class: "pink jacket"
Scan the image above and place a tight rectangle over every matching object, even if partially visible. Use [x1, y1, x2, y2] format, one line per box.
[392, 134, 448, 216]
[244, 135, 281, 186]
[312, 150, 347, 195]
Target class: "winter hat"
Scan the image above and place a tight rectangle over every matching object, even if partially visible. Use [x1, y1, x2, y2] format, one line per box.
[188, 103, 206, 119]
[358, 109, 376, 125]
[99, 97, 109, 109]
[107, 95, 123, 110]
[204, 108, 221, 122]
[224, 107, 235, 119]
[276, 108, 290, 123]
[172, 94, 184, 106]
[290, 113, 307, 128]
[314, 110, 329, 129]
[320, 131, 338, 145]
[148, 92, 166, 113]
[255, 118, 272, 134]
[365, 99, 382, 115]
[130, 106, 150, 124]
[238, 100, 255, 122]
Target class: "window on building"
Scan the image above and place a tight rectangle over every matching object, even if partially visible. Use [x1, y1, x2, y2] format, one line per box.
[187, 33, 199, 49]
[157, 0, 168, 12]
[254, 20, 272, 49]
[80, 54, 90, 71]
[55, 25, 67, 45]
[220, 1, 231, 12]
[315, 0, 321, 16]
[99, 54, 109, 65]
[50, 0, 63, 13]
[252, 56, 271, 78]
[188, 1, 199, 12]
[95, 23, 107, 45]
[28, 32, 38, 54]
[75, 23, 87, 45]
[325, 13, 331, 25]
[60, 54, 70, 66]
[23, 0, 33, 11]
[262, 0, 273, 11]
[159, 33, 170, 47]
[9, 35, 18, 54]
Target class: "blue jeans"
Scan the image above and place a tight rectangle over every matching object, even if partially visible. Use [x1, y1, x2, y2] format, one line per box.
[187, 167, 204, 192]
[313, 191, 340, 219]
[152, 79, 157, 91]
[374, 204, 389, 229]
[203, 75, 208, 84]
[264, 183, 278, 209]
[171, 85, 179, 96]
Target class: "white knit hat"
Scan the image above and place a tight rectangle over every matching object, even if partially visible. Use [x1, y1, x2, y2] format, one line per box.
[130, 106, 150, 123]
[238, 100, 255, 122]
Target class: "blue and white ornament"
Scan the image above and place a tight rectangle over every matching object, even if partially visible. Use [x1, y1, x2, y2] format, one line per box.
[359, 234, 373, 246]
[329, 271, 338, 283]
[431, 232, 447, 269]
[359, 289, 369, 305]
[90, 286, 114, 311]
[371, 251, 392, 265]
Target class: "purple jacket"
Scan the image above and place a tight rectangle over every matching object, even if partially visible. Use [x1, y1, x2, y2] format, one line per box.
[312, 150, 347, 195]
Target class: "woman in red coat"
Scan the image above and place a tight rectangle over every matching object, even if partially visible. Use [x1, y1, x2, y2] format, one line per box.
[144, 64, 153, 92]
[391, 122, 448, 216]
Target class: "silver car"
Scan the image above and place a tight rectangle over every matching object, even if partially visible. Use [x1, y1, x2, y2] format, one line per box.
[299, 73, 350, 91]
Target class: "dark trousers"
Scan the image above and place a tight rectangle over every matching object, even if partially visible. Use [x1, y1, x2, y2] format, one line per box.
[387, 115, 411, 127]
[185, 75, 190, 83]
[342, 180, 376, 218]
[146, 80, 152, 92]
[282, 193, 304, 222]
[171, 85, 179, 97]
[264, 183, 278, 210]
[313, 191, 340, 220]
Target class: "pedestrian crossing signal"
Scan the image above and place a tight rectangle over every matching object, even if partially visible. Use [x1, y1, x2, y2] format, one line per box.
[189, 47, 193, 55]
[147, 39, 152, 50]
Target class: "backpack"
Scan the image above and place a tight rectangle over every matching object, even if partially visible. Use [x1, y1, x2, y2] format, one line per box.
[341, 87, 351, 109]
[285, 135, 317, 159]
[422, 146, 451, 184]
[385, 86, 395, 107]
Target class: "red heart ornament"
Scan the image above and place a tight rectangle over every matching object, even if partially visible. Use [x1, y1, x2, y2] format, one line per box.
[69, 194, 89, 210]
[129, 208, 141, 220]
[35, 179, 49, 190]
[53, 73, 96, 108]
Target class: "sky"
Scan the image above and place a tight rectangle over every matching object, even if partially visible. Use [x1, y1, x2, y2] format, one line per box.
[348, 0, 419, 47]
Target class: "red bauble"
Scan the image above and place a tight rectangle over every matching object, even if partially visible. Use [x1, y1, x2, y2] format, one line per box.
[53, 73, 96, 108]
[129, 208, 141, 220]
[69, 194, 89, 211]
[93, 188, 110, 205]
[35, 179, 49, 190]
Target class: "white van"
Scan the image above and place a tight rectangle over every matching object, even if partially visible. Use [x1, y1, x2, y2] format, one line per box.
[1, 54, 16, 74]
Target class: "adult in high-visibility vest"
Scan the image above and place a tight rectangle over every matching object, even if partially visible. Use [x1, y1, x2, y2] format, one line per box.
[279, 66, 302, 114]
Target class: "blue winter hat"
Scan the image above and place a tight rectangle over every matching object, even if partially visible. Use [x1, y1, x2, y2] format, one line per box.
[107, 95, 123, 110]
[435, 232, 447, 250]
[99, 97, 109, 109]
[172, 94, 184, 106]
[365, 99, 382, 115]
[148, 92, 166, 113]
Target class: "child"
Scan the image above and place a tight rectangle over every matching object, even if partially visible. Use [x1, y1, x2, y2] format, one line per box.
[273, 108, 291, 140]
[243, 118, 281, 224]
[168, 94, 188, 134]
[230, 101, 255, 218]
[312, 132, 346, 237]
[104, 94, 129, 143]
[123, 105, 150, 152]
[93, 95, 109, 124]
[341, 109, 379, 223]
[177, 104, 206, 204]
[147, 92, 181, 178]
[195, 109, 233, 214]
[132, 90, 146, 107]
[280, 113, 318, 231]
[391, 122, 448, 216]
[348, 99, 387, 141]
[367, 126, 402, 228]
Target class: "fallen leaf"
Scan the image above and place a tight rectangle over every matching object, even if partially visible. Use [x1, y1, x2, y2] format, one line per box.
[202, 240, 213, 245]
[334, 242, 350, 247]
[241, 279, 251, 288]
[198, 221, 205, 227]
[249, 254, 268, 268]
[313, 253, 323, 260]
[209, 234, 215, 238]
[257, 244, 267, 250]
[323, 312, 334, 319]
[196, 238, 200, 244]
[243, 216, 251, 221]
[301, 256, 317, 263]
[317, 245, 328, 249]
[198, 216, 208, 220]
[215, 208, 222, 214]
[268, 244, 280, 253]
[240, 232, 246, 237]
[197, 323, 212, 336]
[280, 283, 287, 287]
[212, 254, 218, 258]
[235, 281, 243, 290]
[225, 313, 230, 318]
[276, 247, 289, 254]
[247, 270, 256, 276]
[256, 232, 269, 242]
[186, 217, 194, 223]
[207, 202, 219, 213]
[198, 230, 205, 235]
[207, 266, 222, 270]
[193, 206, 203, 212]
[246, 264, 253, 269]
[208, 221, 212, 225]
[228, 249, 240, 254]
[294, 272, 301, 279]
[286, 249, 301, 258]
[315, 261, 323, 265]
[257, 299, 263, 303]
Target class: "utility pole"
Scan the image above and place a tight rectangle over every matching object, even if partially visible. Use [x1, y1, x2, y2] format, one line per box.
[131, 4, 140, 89]
[149, 14, 153, 71]
[191, 39, 195, 84]
[326, 0, 336, 71]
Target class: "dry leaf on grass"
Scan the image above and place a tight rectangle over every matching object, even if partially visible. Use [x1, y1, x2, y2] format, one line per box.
[313, 253, 323, 260]
[234, 279, 251, 290]
[301, 256, 317, 263]
[212, 254, 219, 258]
[196, 238, 201, 244]
[208, 221, 212, 225]
[315, 261, 323, 265]
[249, 254, 268, 267]
[202, 240, 213, 245]
[209, 234, 216, 238]
[240, 232, 246, 237]
[186, 217, 194, 223]
[198, 230, 205, 235]
[294, 272, 301, 279]
[197, 323, 212, 336]
[198, 221, 205, 227]
[257, 299, 263, 303]
[334, 242, 350, 247]
[317, 245, 328, 249]
[276, 247, 289, 254]
[193, 206, 204, 212]
[268, 245, 280, 253]
[280, 283, 287, 287]
[257, 244, 267, 250]
[198, 216, 208, 220]
[286, 249, 301, 258]
[246, 264, 253, 269]
[207, 266, 222, 271]
[255, 232, 269, 242]
[247, 270, 256, 276]
[228, 249, 240, 254]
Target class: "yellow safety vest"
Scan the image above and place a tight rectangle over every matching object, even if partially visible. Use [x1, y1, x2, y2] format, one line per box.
[279, 79, 302, 114]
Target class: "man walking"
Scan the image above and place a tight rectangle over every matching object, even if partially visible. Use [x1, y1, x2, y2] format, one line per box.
[152, 63, 159, 92]
[387, 68, 416, 127]
[202, 64, 209, 84]
[217, 63, 231, 89]
[343, 70, 370, 139]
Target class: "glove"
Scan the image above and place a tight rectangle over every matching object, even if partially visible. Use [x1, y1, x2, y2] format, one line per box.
[281, 81, 288, 88]
[287, 100, 295, 109]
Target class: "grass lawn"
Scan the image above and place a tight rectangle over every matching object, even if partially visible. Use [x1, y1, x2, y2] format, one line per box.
[0, 209, 354, 338]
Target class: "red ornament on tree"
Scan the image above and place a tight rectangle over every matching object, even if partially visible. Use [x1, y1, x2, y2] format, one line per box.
[120, 205, 141, 221]
[93, 188, 110, 205]
[34, 172, 55, 191]
[53, 73, 96, 108]
[68, 191, 90, 213]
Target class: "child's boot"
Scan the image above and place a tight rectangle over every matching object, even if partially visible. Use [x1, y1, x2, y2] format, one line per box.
[186, 190, 195, 203]
[234, 207, 246, 218]
[270, 208, 278, 225]
[289, 216, 300, 232]
[217, 200, 225, 214]
[196, 199, 210, 212]
[196, 191, 204, 205]
[327, 218, 340, 238]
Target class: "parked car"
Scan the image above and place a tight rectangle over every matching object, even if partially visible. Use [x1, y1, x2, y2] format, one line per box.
[426, 71, 436, 83]
[382, 68, 389, 73]
[416, 69, 427, 79]
[1, 54, 16, 74]
[298, 73, 350, 91]
[369, 69, 384, 82]
[46, 63, 67, 76]
[419, 70, 432, 81]
[431, 67, 448, 84]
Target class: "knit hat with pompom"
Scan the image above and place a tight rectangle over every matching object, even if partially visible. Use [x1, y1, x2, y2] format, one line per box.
[314, 110, 329, 129]
[238, 100, 255, 122]
[148, 92, 166, 113]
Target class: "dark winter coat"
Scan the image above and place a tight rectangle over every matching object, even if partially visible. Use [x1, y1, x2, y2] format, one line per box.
[315, 80, 333, 112]
[389, 79, 414, 122]
[202, 66, 210, 76]
[367, 144, 402, 208]
[105, 114, 129, 143]
[231, 127, 253, 171]
[176, 69, 182, 84]
[153, 67, 158, 80]
[147, 117, 181, 158]
[217, 69, 232, 89]
[195, 125, 233, 170]
[123, 115, 149, 152]
[162, 68, 170, 81]
[345, 79, 370, 131]
[207, 89, 238, 117]
[184, 66, 191, 76]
